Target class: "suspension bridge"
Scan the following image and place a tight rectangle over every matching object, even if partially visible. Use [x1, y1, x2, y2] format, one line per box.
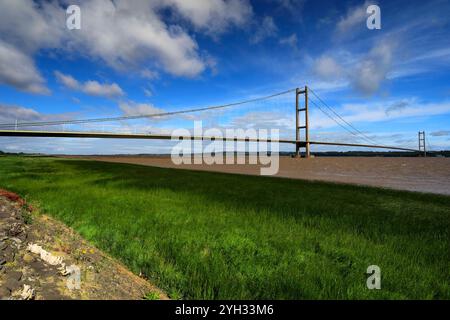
[0, 86, 426, 156]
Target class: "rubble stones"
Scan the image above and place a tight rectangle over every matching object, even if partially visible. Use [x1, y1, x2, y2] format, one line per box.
[0, 192, 167, 300]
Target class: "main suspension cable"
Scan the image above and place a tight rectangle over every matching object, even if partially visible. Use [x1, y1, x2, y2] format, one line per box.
[0, 88, 296, 129]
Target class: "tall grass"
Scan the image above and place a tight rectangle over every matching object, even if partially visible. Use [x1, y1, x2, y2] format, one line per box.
[0, 155, 449, 299]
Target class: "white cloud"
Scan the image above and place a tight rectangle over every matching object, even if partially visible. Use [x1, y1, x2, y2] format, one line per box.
[0, 104, 43, 123]
[0, 0, 64, 52]
[313, 56, 343, 81]
[0, 40, 50, 94]
[409, 48, 450, 63]
[251, 16, 278, 44]
[263, 0, 305, 13]
[164, 0, 252, 34]
[308, 79, 350, 92]
[351, 41, 394, 94]
[55, 71, 124, 98]
[311, 99, 450, 130]
[67, 0, 205, 77]
[337, 1, 371, 34]
[0, 0, 253, 95]
[0, 0, 64, 94]
[311, 39, 395, 95]
[140, 69, 159, 80]
[0, 103, 73, 126]
[54, 71, 79, 90]
[279, 34, 298, 48]
[430, 131, 450, 137]
[72, 97, 81, 104]
[143, 86, 154, 97]
[83, 81, 124, 98]
[118, 101, 166, 117]
[66, 0, 251, 75]
[385, 100, 410, 115]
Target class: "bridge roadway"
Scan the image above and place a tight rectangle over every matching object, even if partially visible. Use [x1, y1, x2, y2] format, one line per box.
[0, 130, 419, 152]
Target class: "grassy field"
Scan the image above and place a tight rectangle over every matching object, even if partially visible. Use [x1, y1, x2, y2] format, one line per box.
[0, 155, 449, 299]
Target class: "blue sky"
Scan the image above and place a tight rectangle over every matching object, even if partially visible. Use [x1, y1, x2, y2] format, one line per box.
[0, 0, 449, 154]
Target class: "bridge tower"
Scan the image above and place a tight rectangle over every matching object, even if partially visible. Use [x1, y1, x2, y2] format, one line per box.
[418, 131, 426, 157]
[295, 86, 310, 158]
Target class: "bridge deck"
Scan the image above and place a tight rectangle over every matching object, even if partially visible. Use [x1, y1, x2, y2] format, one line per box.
[0, 130, 419, 152]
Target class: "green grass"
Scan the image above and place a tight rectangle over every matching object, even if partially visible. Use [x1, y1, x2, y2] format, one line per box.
[0, 155, 449, 299]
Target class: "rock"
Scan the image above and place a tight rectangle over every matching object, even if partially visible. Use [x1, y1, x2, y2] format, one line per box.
[4, 278, 21, 292]
[20, 284, 35, 300]
[23, 253, 35, 264]
[59, 265, 71, 276]
[8, 223, 23, 237]
[2, 247, 15, 262]
[27, 243, 64, 266]
[8, 270, 23, 281]
[0, 258, 6, 265]
[0, 286, 11, 299]
[11, 237, 22, 244]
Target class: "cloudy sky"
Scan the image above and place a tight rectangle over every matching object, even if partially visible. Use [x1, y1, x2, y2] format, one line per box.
[0, 0, 449, 154]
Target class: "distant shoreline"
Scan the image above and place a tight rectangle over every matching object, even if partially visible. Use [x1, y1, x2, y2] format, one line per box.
[2, 150, 449, 158]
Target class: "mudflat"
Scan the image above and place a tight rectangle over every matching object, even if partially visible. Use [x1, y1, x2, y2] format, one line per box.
[71, 156, 450, 196]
